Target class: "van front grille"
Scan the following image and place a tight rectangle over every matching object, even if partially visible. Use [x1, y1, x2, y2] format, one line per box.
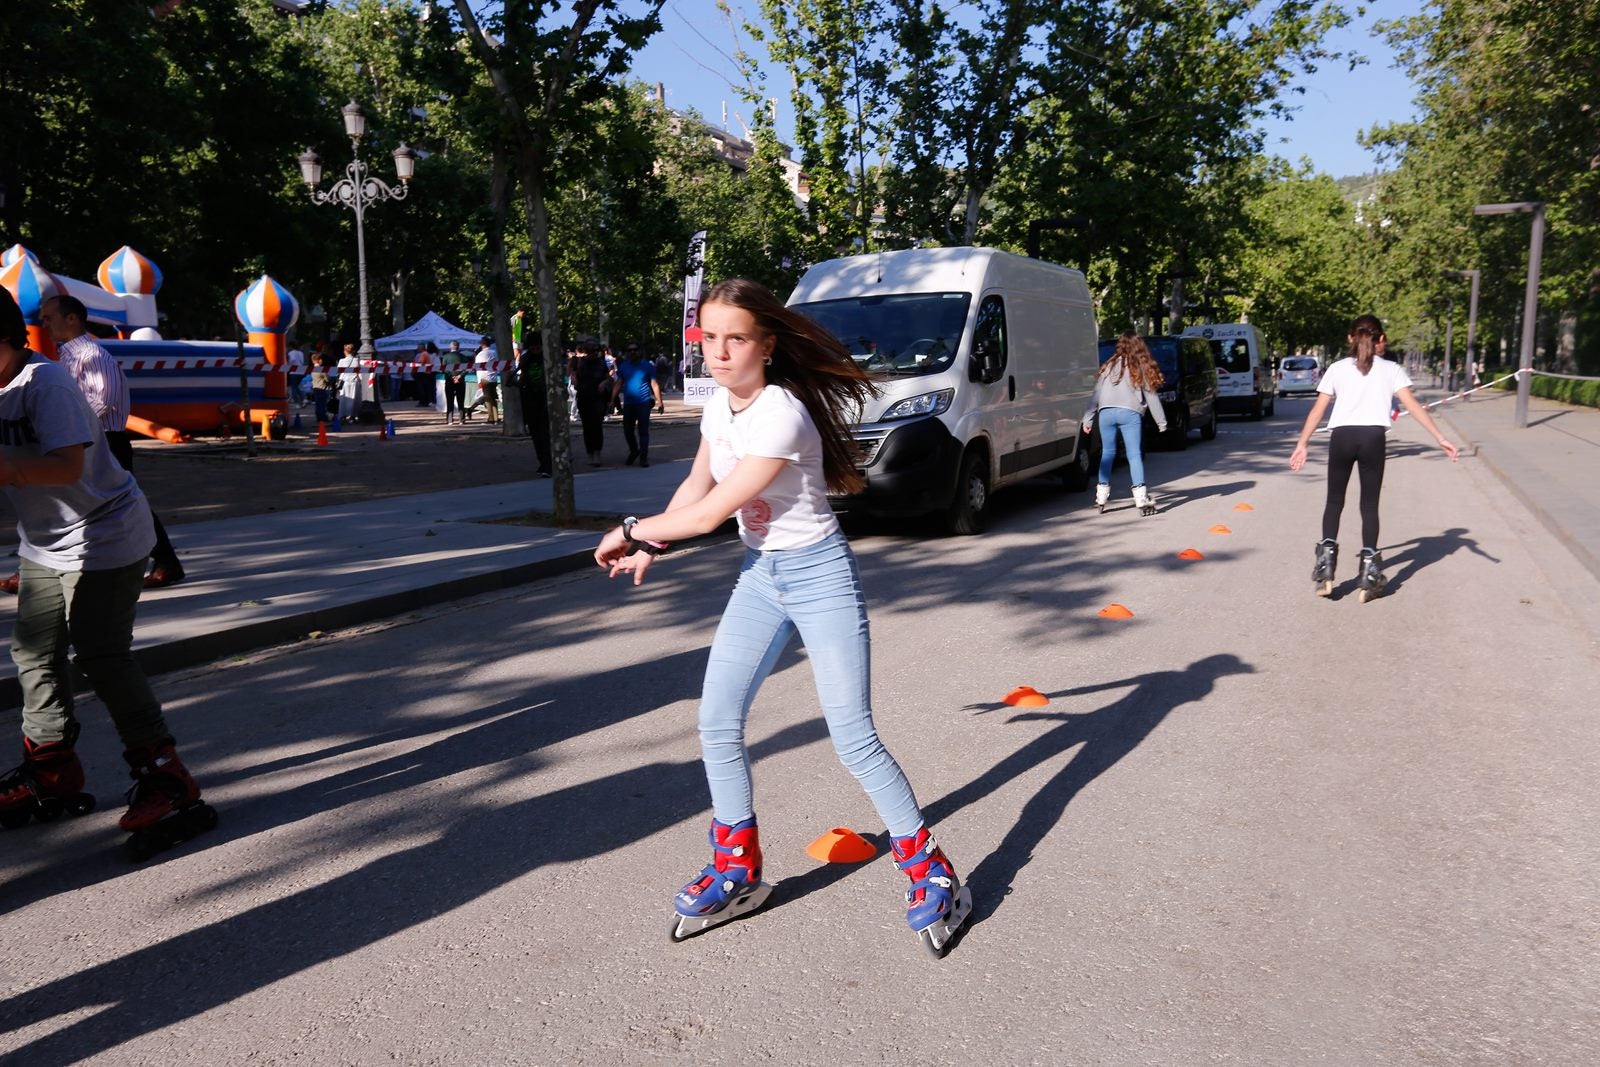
[852, 426, 891, 467]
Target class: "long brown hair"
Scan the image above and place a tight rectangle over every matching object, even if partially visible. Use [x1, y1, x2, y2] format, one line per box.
[1349, 314, 1383, 375]
[700, 277, 877, 495]
[1100, 331, 1165, 391]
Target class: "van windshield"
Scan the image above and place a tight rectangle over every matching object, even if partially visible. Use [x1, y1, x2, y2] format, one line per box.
[1209, 339, 1252, 374]
[791, 292, 971, 377]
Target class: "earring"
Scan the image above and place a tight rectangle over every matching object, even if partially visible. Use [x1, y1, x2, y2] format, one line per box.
[764, 355, 772, 365]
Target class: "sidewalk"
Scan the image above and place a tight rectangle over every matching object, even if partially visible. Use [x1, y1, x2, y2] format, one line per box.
[1421, 386, 1600, 584]
[0, 459, 698, 711]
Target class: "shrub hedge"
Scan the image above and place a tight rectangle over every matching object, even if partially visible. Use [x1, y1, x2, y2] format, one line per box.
[1489, 371, 1600, 408]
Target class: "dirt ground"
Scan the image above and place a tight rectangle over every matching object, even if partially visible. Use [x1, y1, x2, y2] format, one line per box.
[0, 396, 705, 547]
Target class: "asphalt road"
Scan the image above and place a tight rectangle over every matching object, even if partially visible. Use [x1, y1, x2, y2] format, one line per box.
[3, 401, 1597, 1065]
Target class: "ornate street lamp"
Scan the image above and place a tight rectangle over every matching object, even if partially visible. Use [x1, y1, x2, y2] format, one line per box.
[296, 101, 414, 361]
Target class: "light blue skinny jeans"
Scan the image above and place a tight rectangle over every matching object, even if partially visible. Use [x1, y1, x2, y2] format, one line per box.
[1097, 406, 1147, 487]
[699, 530, 925, 837]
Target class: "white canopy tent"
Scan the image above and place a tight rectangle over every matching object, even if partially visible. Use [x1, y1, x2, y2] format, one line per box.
[373, 311, 483, 353]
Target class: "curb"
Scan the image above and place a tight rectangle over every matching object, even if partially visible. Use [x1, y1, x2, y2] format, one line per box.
[0, 545, 599, 714]
[1433, 407, 1600, 587]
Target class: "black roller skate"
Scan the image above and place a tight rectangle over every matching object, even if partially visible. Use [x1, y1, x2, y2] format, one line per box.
[670, 816, 772, 942]
[891, 826, 973, 960]
[1357, 547, 1387, 603]
[121, 740, 217, 861]
[1313, 539, 1338, 597]
[0, 724, 96, 829]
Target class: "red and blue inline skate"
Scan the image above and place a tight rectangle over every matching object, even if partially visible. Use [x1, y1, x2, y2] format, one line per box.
[120, 739, 217, 861]
[670, 815, 773, 942]
[892, 826, 973, 959]
[0, 724, 97, 828]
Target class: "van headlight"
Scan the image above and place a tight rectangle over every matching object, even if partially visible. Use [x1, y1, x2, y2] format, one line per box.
[880, 389, 953, 421]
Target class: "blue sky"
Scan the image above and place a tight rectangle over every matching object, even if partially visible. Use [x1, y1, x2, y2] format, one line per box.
[627, 0, 1423, 180]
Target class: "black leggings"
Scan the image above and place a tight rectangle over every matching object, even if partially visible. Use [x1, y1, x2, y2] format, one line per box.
[1323, 425, 1386, 548]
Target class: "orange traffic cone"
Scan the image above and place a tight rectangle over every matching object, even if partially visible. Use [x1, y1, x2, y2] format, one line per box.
[806, 828, 877, 864]
[1178, 548, 1205, 560]
[1098, 603, 1135, 619]
[1234, 503, 1255, 512]
[1002, 685, 1049, 707]
[1209, 524, 1232, 535]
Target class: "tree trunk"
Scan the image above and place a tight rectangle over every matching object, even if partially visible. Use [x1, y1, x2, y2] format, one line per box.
[518, 149, 577, 523]
[488, 142, 518, 436]
[390, 269, 408, 331]
[961, 183, 983, 246]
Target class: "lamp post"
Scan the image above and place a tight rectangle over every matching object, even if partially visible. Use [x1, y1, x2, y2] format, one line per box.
[1472, 201, 1544, 428]
[297, 101, 415, 362]
[1441, 269, 1480, 398]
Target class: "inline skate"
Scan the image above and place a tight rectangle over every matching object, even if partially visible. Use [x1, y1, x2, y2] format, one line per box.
[0, 724, 96, 829]
[1132, 484, 1157, 516]
[670, 816, 772, 942]
[121, 740, 217, 861]
[1094, 483, 1110, 513]
[1313, 539, 1338, 597]
[891, 826, 973, 960]
[1357, 548, 1387, 603]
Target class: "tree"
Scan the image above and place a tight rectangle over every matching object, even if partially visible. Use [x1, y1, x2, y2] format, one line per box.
[447, 0, 665, 523]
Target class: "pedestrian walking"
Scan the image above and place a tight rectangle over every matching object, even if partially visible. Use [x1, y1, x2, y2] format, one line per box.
[469, 337, 500, 423]
[39, 295, 186, 587]
[336, 342, 362, 423]
[518, 332, 553, 477]
[310, 345, 334, 425]
[0, 287, 215, 856]
[591, 278, 972, 958]
[1084, 330, 1168, 516]
[611, 342, 664, 466]
[573, 342, 611, 464]
[442, 340, 468, 424]
[1290, 314, 1459, 600]
[415, 343, 437, 408]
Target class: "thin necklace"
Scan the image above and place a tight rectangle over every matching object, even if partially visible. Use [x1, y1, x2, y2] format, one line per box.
[729, 389, 760, 416]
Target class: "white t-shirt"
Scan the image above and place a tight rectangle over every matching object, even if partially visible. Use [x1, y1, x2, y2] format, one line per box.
[0, 355, 155, 571]
[701, 385, 840, 551]
[1319, 357, 1412, 429]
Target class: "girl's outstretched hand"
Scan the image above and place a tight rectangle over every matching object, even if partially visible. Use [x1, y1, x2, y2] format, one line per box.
[1289, 443, 1309, 472]
[608, 550, 656, 586]
[594, 526, 629, 568]
[1438, 438, 1460, 461]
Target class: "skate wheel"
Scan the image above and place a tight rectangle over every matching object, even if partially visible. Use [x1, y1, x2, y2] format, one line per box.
[66, 794, 96, 817]
[34, 800, 62, 823]
[1315, 581, 1333, 597]
[668, 916, 694, 943]
[1, 808, 33, 830]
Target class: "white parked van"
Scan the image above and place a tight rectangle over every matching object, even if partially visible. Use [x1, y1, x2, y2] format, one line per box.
[1182, 322, 1275, 419]
[787, 247, 1100, 534]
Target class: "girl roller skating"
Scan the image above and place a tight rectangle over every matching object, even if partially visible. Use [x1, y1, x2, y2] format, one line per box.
[1084, 331, 1168, 515]
[0, 288, 215, 858]
[1290, 314, 1459, 600]
[593, 278, 972, 958]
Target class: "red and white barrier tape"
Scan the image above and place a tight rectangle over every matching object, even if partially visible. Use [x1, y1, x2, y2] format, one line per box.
[116, 358, 516, 373]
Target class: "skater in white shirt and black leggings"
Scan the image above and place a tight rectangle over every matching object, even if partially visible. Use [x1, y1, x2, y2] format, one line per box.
[1290, 314, 1458, 600]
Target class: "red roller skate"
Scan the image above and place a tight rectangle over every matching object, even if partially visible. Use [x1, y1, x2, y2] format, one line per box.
[0, 725, 96, 829]
[891, 826, 973, 959]
[120, 739, 217, 860]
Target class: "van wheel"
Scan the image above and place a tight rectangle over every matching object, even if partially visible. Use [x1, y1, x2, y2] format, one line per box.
[1201, 411, 1218, 441]
[1250, 395, 1263, 420]
[1266, 394, 1276, 417]
[1061, 434, 1093, 491]
[1170, 410, 1189, 451]
[945, 450, 989, 535]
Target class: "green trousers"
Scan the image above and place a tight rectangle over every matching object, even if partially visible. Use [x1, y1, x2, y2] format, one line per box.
[11, 557, 169, 749]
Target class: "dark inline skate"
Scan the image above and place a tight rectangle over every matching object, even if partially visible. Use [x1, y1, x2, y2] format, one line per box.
[891, 826, 973, 960]
[1357, 547, 1387, 603]
[121, 739, 217, 861]
[670, 816, 772, 941]
[0, 724, 96, 829]
[1312, 538, 1338, 597]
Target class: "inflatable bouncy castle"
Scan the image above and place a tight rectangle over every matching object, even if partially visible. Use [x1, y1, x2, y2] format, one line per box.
[0, 244, 289, 437]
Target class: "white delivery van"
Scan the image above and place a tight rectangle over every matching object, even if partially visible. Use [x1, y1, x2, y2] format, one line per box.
[1182, 322, 1274, 419]
[787, 247, 1100, 534]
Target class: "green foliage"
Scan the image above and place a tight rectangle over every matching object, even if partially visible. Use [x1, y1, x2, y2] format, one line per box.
[1493, 374, 1600, 409]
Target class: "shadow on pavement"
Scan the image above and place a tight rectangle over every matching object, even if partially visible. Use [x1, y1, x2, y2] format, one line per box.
[932, 654, 1255, 933]
[1382, 526, 1501, 595]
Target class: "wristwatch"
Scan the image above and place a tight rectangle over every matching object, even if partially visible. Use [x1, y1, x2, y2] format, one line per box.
[622, 516, 667, 556]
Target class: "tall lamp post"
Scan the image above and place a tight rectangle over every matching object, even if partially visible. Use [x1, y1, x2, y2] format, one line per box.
[1473, 201, 1544, 428]
[297, 101, 415, 361]
[1441, 269, 1480, 397]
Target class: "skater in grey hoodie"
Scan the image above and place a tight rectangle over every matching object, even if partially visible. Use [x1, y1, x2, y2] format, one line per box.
[1084, 331, 1168, 515]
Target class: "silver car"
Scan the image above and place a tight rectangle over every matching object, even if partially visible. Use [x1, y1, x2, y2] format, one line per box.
[1277, 355, 1321, 397]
